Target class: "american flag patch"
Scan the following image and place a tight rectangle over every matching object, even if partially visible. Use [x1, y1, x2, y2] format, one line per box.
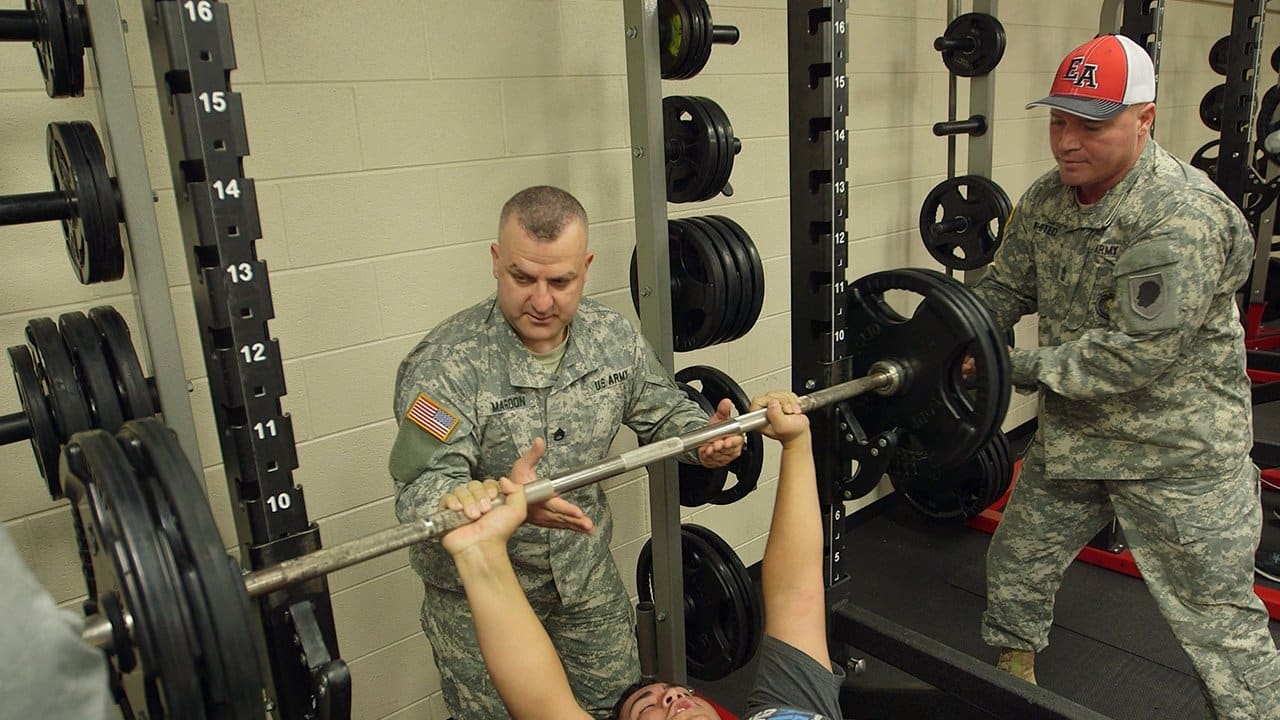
[406, 394, 459, 442]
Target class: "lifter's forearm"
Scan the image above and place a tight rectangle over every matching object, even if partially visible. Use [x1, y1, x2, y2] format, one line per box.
[453, 546, 591, 720]
[763, 433, 824, 602]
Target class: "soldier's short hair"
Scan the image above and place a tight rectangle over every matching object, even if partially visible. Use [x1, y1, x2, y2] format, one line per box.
[499, 185, 589, 242]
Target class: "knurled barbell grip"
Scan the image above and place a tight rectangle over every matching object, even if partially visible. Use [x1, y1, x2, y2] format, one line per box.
[81, 364, 903, 645]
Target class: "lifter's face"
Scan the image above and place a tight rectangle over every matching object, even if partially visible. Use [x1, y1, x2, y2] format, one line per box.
[491, 215, 592, 353]
[1048, 103, 1153, 204]
[618, 683, 719, 720]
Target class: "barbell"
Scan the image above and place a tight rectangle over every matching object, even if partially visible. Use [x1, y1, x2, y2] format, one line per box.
[55, 267, 1009, 718]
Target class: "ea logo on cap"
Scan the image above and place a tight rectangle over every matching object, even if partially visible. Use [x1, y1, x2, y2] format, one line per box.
[1062, 57, 1099, 89]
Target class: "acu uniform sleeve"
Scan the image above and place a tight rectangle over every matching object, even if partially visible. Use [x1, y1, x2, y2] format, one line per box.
[1014, 210, 1221, 398]
[971, 202, 1039, 332]
[622, 333, 710, 463]
[388, 356, 480, 523]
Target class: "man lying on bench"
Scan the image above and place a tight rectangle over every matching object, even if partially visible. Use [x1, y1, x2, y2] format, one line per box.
[440, 391, 844, 720]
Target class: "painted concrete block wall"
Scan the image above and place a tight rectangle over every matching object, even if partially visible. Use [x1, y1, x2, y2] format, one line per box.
[0, 1, 1263, 718]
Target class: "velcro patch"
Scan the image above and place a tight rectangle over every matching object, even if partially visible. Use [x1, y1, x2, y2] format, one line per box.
[406, 393, 459, 442]
[1128, 271, 1167, 320]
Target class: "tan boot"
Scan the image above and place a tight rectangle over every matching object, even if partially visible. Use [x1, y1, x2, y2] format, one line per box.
[996, 648, 1037, 685]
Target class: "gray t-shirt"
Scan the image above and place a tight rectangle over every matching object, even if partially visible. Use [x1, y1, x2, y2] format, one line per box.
[0, 523, 113, 720]
[743, 635, 845, 720]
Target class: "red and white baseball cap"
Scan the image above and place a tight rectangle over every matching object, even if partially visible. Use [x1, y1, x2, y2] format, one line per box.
[1027, 34, 1156, 120]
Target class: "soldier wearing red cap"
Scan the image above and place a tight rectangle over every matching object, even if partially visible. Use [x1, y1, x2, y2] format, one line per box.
[971, 34, 1280, 718]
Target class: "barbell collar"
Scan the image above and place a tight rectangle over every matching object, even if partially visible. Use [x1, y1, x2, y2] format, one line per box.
[82, 364, 903, 640]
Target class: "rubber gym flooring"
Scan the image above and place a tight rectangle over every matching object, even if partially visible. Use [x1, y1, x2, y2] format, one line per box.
[700, 493, 1280, 720]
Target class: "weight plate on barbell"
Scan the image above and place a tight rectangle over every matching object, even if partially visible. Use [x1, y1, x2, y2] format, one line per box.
[59, 311, 127, 434]
[27, 316, 92, 441]
[62, 430, 207, 719]
[843, 268, 1009, 469]
[675, 365, 764, 507]
[121, 419, 264, 717]
[937, 12, 1006, 77]
[7, 344, 63, 497]
[919, 175, 1011, 271]
[89, 305, 157, 420]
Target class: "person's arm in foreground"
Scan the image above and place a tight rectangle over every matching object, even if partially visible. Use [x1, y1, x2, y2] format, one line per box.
[753, 391, 831, 670]
[440, 438, 594, 720]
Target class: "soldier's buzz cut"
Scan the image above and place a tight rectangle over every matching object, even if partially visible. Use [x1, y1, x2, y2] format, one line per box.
[499, 185, 589, 242]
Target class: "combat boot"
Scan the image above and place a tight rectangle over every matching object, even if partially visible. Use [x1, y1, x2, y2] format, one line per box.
[996, 648, 1037, 685]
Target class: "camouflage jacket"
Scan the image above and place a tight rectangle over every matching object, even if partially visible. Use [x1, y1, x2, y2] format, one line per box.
[389, 296, 708, 595]
[973, 140, 1254, 479]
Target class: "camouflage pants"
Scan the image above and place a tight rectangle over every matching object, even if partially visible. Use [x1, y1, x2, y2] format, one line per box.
[982, 458, 1280, 720]
[420, 566, 640, 719]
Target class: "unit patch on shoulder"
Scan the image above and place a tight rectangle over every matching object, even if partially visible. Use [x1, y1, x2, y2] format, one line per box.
[406, 393, 460, 442]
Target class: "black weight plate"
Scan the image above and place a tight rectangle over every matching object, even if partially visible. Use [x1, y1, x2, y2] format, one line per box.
[686, 0, 714, 80]
[27, 316, 92, 441]
[675, 380, 728, 507]
[919, 175, 1011, 271]
[1191, 139, 1219, 181]
[897, 267, 1010, 452]
[8, 344, 63, 497]
[844, 269, 1009, 469]
[26, 0, 74, 98]
[897, 445, 990, 522]
[1273, 45, 1280, 75]
[682, 523, 762, 676]
[89, 306, 156, 419]
[938, 12, 1006, 77]
[1258, 86, 1280, 148]
[121, 419, 263, 717]
[636, 527, 751, 681]
[710, 215, 765, 340]
[699, 97, 737, 201]
[658, 0, 696, 80]
[685, 217, 741, 346]
[70, 121, 125, 284]
[1200, 84, 1225, 132]
[675, 365, 763, 505]
[687, 96, 728, 203]
[47, 121, 122, 284]
[62, 430, 206, 718]
[1209, 36, 1230, 75]
[664, 96, 721, 204]
[58, 0, 85, 96]
[700, 216, 753, 342]
[59, 311, 126, 434]
[670, 219, 728, 351]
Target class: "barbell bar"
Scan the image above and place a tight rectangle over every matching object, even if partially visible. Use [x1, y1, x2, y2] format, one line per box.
[80, 362, 902, 647]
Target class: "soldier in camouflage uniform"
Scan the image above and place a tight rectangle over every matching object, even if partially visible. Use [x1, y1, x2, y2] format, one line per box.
[389, 186, 743, 718]
[972, 35, 1280, 718]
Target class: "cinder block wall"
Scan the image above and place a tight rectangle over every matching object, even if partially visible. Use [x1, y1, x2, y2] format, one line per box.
[0, 1, 1264, 718]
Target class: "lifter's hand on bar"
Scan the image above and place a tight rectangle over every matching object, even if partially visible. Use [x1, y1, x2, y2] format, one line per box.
[698, 397, 745, 468]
